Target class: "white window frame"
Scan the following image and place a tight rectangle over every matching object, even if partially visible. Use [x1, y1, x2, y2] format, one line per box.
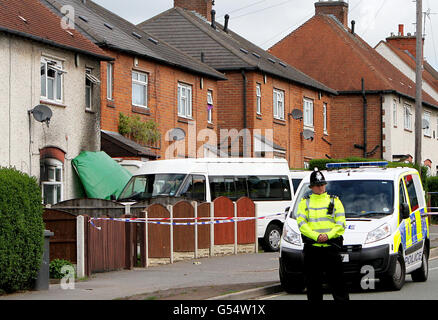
[323, 103, 328, 134]
[423, 111, 431, 137]
[178, 82, 193, 118]
[41, 57, 64, 103]
[393, 100, 398, 127]
[107, 63, 113, 100]
[207, 90, 213, 124]
[404, 104, 412, 130]
[41, 159, 63, 205]
[132, 70, 148, 108]
[273, 88, 284, 120]
[85, 68, 93, 111]
[256, 83, 262, 115]
[303, 98, 314, 128]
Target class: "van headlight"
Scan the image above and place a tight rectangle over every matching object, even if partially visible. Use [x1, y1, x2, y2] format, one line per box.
[282, 223, 301, 246]
[365, 223, 391, 244]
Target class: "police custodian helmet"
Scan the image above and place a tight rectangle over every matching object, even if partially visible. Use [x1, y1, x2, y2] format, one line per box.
[309, 168, 327, 187]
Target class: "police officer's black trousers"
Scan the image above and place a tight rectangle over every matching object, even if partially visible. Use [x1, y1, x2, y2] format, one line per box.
[303, 244, 349, 301]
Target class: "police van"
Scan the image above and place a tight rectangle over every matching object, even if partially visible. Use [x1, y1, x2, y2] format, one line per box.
[118, 158, 293, 251]
[280, 162, 430, 292]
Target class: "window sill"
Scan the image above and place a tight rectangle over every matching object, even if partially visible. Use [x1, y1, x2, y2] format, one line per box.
[85, 109, 95, 114]
[404, 128, 413, 133]
[273, 118, 286, 126]
[256, 114, 262, 120]
[132, 105, 151, 115]
[207, 123, 214, 129]
[304, 126, 315, 132]
[424, 134, 432, 139]
[40, 99, 66, 108]
[107, 100, 115, 108]
[178, 116, 194, 124]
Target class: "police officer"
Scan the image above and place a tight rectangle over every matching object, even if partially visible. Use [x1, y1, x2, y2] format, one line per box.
[296, 168, 349, 301]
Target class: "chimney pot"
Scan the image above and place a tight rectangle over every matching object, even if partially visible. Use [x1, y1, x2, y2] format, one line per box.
[399, 24, 404, 36]
[224, 14, 230, 33]
[211, 10, 216, 29]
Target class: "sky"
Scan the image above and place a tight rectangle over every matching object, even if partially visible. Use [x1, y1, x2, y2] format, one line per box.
[92, 0, 438, 70]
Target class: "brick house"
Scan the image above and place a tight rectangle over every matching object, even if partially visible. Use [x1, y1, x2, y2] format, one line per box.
[0, 0, 111, 204]
[269, 0, 438, 164]
[42, 0, 226, 161]
[137, 0, 338, 169]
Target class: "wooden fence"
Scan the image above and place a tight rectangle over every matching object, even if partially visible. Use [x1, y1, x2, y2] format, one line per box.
[44, 197, 257, 277]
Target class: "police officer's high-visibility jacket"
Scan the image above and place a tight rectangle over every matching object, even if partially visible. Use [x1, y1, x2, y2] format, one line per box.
[296, 192, 346, 247]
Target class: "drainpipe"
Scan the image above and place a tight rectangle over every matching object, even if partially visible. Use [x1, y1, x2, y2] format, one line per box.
[362, 78, 367, 158]
[242, 70, 248, 156]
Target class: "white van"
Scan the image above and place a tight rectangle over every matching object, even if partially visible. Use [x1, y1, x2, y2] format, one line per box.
[118, 158, 293, 251]
[290, 170, 311, 194]
[280, 162, 430, 292]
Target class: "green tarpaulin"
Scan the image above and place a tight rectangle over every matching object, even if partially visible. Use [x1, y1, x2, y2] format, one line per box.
[72, 151, 132, 200]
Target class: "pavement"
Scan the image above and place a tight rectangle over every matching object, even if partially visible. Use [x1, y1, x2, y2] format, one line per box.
[2, 224, 438, 301]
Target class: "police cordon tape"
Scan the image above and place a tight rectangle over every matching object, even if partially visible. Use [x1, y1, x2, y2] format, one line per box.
[88, 212, 284, 230]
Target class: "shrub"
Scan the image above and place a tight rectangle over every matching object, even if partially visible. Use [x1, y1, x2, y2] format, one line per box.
[0, 167, 44, 293]
[118, 112, 160, 146]
[49, 259, 75, 279]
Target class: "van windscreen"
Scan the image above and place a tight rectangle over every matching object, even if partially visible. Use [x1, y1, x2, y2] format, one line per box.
[118, 174, 186, 201]
[292, 180, 394, 219]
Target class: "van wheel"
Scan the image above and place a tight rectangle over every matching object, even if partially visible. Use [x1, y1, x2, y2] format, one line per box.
[262, 223, 282, 252]
[411, 248, 429, 282]
[383, 251, 405, 291]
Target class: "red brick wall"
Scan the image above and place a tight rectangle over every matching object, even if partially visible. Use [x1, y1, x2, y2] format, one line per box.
[174, 0, 213, 21]
[329, 94, 383, 159]
[217, 70, 333, 168]
[100, 49, 219, 159]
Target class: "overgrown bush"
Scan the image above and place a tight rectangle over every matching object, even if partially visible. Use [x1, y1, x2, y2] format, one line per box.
[49, 259, 75, 279]
[0, 167, 44, 293]
[118, 112, 160, 146]
[427, 176, 438, 224]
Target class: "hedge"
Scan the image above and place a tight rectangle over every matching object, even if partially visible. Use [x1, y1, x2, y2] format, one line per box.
[0, 167, 44, 294]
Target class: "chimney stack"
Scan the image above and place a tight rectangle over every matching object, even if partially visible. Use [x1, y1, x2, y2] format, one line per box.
[387, 24, 424, 59]
[315, 1, 349, 28]
[174, 0, 214, 22]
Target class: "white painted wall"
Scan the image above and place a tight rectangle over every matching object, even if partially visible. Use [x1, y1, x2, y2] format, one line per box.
[0, 32, 102, 201]
[382, 93, 438, 175]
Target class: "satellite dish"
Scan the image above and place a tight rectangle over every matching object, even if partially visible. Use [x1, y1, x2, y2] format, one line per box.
[169, 128, 186, 141]
[302, 129, 315, 141]
[290, 109, 303, 120]
[30, 104, 52, 127]
[422, 119, 430, 130]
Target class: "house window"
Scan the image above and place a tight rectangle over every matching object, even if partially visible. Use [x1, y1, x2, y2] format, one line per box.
[404, 104, 412, 130]
[323, 103, 328, 134]
[107, 63, 113, 100]
[423, 111, 431, 137]
[303, 98, 314, 127]
[132, 71, 148, 108]
[256, 83, 262, 115]
[393, 100, 398, 127]
[41, 57, 65, 102]
[207, 90, 213, 123]
[178, 82, 192, 118]
[41, 159, 63, 205]
[273, 89, 284, 120]
[85, 68, 100, 111]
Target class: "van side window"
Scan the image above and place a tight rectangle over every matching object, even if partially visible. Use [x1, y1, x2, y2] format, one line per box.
[403, 174, 419, 212]
[180, 175, 206, 202]
[247, 176, 291, 201]
[210, 176, 238, 200]
[399, 180, 407, 225]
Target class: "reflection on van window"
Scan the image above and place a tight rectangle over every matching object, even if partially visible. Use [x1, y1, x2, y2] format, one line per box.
[118, 174, 186, 201]
[179, 175, 206, 202]
[292, 179, 303, 193]
[404, 175, 419, 211]
[209, 176, 291, 201]
[292, 180, 394, 218]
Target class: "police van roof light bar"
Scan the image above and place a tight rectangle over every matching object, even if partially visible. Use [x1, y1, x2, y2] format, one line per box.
[326, 161, 388, 169]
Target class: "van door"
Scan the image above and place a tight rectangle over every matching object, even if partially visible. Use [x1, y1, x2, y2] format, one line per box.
[402, 173, 427, 270]
[179, 174, 207, 202]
